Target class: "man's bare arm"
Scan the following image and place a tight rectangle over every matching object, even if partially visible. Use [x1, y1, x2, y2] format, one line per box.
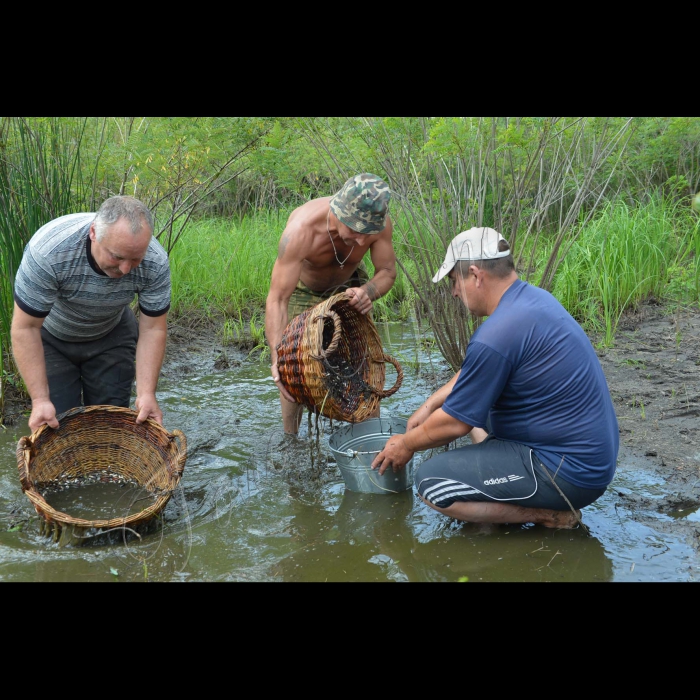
[134, 311, 168, 425]
[265, 226, 306, 400]
[372, 408, 472, 475]
[10, 303, 59, 431]
[406, 370, 461, 430]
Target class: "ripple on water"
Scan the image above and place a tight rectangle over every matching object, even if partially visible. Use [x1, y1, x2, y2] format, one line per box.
[1, 321, 699, 581]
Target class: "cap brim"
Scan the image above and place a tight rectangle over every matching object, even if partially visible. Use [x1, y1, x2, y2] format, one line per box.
[432, 261, 454, 283]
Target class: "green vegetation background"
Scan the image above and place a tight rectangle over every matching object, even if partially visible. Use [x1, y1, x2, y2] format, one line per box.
[2, 117, 699, 419]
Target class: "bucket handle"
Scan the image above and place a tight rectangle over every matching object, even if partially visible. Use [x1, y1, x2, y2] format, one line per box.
[367, 354, 404, 398]
[310, 310, 342, 360]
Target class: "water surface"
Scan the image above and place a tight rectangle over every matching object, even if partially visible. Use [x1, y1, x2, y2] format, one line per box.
[1, 320, 698, 582]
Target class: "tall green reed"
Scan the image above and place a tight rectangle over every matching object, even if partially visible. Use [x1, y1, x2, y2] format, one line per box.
[552, 196, 697, 345]
[0, 117, 91, 419]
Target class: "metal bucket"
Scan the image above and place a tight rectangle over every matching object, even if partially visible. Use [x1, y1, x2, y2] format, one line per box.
[328, 416, 413, 495]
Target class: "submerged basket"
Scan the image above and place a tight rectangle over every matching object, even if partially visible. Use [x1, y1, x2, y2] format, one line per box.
[276, 292, 403, 422]
[16, 405, 187, 537]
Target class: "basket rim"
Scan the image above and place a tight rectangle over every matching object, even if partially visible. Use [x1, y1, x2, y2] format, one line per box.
[32, 404, 172, 442]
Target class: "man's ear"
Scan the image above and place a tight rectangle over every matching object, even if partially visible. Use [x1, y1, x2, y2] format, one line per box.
[88, 223, 97, 242]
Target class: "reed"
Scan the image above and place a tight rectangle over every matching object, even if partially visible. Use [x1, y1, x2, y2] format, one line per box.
[0, 117, 92, 419]
[551, 195, 698, 344]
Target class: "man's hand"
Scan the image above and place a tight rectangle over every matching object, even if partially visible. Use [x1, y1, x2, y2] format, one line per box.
[346, 287, 374, 315]
[371, 434, 415, 476]
[28, 399, 59, 432]
[271, 362, 296, 403]
[135, 393, 163, 425]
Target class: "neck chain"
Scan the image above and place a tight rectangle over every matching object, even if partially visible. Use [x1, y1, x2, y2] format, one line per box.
[327, 208, 354, 268]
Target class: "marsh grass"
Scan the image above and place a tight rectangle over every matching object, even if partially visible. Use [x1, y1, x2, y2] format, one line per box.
[222, 312, 268, 357]
[173, 195, 699, 356]
[551, 196, 700, 345]
[168, 208, 417, 339]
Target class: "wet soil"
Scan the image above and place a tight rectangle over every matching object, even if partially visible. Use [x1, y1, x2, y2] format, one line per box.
[591, 300, 700, 553]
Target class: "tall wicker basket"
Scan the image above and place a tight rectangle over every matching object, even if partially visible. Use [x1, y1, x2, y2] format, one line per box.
[16, 405, 187, 542]
[276, 292, 403, 423]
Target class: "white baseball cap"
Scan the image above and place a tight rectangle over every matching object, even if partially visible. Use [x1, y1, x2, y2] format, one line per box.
[432, 227, 510, 283]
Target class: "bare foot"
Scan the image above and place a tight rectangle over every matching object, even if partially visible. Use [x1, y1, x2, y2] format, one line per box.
[541, 509, 582, 529]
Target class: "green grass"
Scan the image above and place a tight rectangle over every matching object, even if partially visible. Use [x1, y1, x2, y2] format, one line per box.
[168, 208, 418, 333]
[170, 196, 699, 353]
[550, 196, 700, 345]
[169, 211, 283, 321]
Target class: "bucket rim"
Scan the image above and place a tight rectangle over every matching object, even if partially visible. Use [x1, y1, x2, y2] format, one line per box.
[328, 415, 409, 458]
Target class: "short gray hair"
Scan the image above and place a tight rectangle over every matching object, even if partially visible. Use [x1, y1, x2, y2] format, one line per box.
[93, 196, 154, 241]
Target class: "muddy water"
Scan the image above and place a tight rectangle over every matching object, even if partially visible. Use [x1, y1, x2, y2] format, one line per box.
[1, 320, 698, 582]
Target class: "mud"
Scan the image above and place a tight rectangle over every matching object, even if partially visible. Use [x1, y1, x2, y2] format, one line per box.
[591, 300, 700, 552]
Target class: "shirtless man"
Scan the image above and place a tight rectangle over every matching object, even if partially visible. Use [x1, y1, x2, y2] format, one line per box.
[265, 173, 398, 434]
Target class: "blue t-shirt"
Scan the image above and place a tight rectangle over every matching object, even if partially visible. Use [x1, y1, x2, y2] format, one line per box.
[442, 279, 619, 489]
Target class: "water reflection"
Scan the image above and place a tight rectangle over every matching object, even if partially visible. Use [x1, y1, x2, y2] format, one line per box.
[668, 506, 700, 522]
[268, 484, 616, 583]
[0, 319, 698, 582]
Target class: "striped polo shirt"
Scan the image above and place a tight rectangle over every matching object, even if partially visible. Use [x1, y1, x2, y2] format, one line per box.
[14, 212, 171, 342]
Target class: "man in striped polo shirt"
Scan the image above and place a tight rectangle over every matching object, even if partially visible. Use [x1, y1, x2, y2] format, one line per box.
[11, 196, 171, 432]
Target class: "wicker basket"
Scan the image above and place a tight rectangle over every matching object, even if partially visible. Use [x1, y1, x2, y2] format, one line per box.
[16, 405, 187, 540]
[276, 292, 403, 422]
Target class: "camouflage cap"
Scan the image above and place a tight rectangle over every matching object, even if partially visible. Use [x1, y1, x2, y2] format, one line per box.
[329, 173, 391, 234]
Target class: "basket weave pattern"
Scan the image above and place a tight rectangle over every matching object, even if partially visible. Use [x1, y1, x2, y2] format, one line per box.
[276, 292, 403, 422]
[16, 405, 187, 533]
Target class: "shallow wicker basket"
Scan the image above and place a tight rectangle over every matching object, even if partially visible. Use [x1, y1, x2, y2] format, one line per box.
[276, 292, 403, 422]
[16, 405, 187, 539]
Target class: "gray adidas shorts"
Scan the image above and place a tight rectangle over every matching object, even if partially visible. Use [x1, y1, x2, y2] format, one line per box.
[41, 307, 139, 416]
[415, 436, 605, 511]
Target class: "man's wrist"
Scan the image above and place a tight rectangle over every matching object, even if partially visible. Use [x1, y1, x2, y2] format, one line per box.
[402, 428, 424, 453]
[362, 281, 379, 301]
